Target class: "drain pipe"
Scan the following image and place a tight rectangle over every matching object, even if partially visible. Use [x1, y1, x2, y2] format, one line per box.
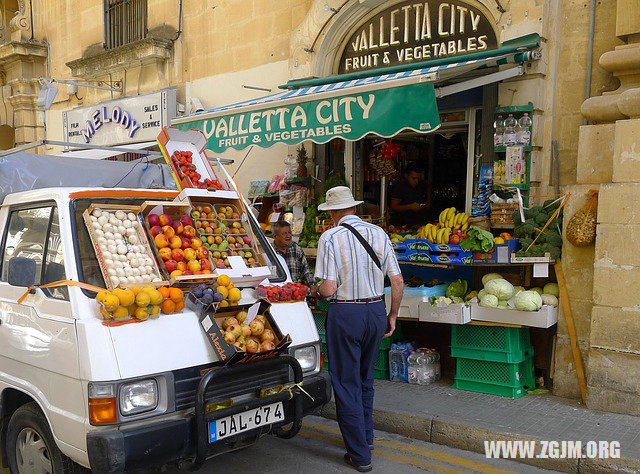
[583, 0, 596, 125]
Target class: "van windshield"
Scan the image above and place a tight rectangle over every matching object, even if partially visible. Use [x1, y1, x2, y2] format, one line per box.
[70, 197, 286, 294]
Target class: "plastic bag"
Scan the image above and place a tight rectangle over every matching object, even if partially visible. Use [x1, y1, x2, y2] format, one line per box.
[566, 190, 598, 247]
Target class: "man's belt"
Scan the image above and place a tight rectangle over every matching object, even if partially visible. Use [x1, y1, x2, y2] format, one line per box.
[332, 297, 383, 304]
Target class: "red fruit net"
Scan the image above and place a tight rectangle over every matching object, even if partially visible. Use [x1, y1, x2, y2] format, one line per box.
[256, 283, 308, 303]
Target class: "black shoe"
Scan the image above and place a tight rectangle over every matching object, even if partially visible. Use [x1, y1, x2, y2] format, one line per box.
[344, 453, 373, 472]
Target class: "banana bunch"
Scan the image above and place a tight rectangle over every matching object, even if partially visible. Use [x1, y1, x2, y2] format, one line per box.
[416, 208, 471, 244]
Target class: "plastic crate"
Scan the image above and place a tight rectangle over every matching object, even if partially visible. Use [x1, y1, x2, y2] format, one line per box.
[313, 311, 327, 337]
[451, 325, 532, 363]
[321, 342, 329, 371]
[452, 379, 528, 399]
[375, 347, 389, 372]
[454, 356, 535, 390]
[374, 368, 389, 380]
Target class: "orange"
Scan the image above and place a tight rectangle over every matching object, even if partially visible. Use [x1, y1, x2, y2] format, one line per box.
[217, 286, 229, 298]
[226, 283, 235, 290]
[228, 288, 241, 302]
[216, 275, 231, 287]
[174, 300, 185, 312]
[130, 286, 141, 296]
[219, 300, 229, 308]
[161, 299, 176, 314]
[169, 288, 184, 302]
[158, 287, 171, 299]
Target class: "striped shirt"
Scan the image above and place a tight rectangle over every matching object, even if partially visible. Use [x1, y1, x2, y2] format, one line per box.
[314, 215, 401, 300]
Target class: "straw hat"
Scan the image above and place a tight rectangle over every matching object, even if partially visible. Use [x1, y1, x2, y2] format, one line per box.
[317, 186, 363, 211]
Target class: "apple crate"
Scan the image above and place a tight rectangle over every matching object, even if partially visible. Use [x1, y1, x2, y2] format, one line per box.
[140, 201, 216, 285]
[200, 301, 292, 366]
[83, 203, 163, 290]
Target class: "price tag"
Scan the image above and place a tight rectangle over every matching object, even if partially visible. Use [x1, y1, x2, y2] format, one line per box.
[533, 263, 549, 278]
[228, 256, 248, 270]
[245, 302, 261, 325]
[269, 212, 281, 223]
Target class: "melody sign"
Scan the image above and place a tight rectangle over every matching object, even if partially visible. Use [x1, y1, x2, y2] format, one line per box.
[338, 0, 498, 73]
[175, 82, 441, 153]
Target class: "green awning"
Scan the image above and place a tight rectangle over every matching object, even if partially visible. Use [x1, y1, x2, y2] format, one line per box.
[281, 33, 540, 90]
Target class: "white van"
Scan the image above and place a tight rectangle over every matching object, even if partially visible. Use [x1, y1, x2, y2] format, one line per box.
[0, 186, 330, 473]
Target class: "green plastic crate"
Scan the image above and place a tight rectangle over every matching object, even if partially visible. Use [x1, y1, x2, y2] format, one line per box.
[321, 343, 390, 378]
[375, 347, 389, 371]
[452, 379, 528, 399]
[313, 311, 327, 337]
[451, 325, 532, 363]
[374, 368, 389, 380]
[454, 356, 535, 391]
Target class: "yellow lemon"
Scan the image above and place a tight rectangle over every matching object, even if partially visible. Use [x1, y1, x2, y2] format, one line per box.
[135, 291, 151, 307]
[219, 300, 229, 308]
[128, 304, 139, 316]
[113, 306, 129, 320]
[228, 288, 241, 302]
[142, 286, 156, 295]
[217, 286, 229, 299]
[118, 289, 135, 307]
[134, 307, 149, 320]
[130, 286, 142, 296]
[96, 290, 110, 304]
[216, 275, 231, 287]
[148, 289, 163, 305]
[150, 305, 161, 317]
[103, 294, 120, 312]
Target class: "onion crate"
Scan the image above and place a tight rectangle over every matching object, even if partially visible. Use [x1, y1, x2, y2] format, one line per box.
[451, 325, 532, 363]
[452, 356, 535, 399]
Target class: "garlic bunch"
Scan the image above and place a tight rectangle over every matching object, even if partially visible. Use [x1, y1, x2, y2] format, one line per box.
[91, 208, 162, 287]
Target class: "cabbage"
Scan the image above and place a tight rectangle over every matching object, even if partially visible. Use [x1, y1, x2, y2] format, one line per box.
[480, 294, 499, 308]
[543, 283, 559, 297]
[477, 288, 488, 300]
[497, 301, 509, 309]
[482, 273, 504, 286]
[484, 278, 515, 301]
[513, 286, 525, 295]
[446, 279, 468, 298]
[514, 290, 543, 311]
[530, 287, 543, 295]
[541, 294, 558, 307]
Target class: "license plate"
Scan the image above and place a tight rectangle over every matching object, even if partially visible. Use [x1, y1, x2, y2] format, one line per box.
[208, 402, 284, 443]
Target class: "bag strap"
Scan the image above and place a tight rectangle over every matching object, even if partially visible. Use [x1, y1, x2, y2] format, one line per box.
[340, 223, 382, 271]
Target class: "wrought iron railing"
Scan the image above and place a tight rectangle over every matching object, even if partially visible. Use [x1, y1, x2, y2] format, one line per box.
[104, 0, 147, 49]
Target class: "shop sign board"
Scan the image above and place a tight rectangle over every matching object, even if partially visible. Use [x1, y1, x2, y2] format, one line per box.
[338, 0, 499, 74]
[62, 88, 177, 147]
[176, 82, 440, 153]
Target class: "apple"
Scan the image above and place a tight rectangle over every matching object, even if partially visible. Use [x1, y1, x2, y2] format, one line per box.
[241, 325, 252, 338]
[231, 212, 240, 219]
[215, 236, 224, 245]
[196, 247, 209, 259]
[191, 237, 202, 249]
[261, 329, 275, 343]
[247, 257, 256, 264]
[237, 251, 245, 258]
[449, 234, 461, 245]
[210, 222, 218, 230]
[155, 234, 169, 249]
[162, 225, 176, 238]
[177, 261, 188, 272]
[170, 269, 183, 278]
[164, 259, 178, 273]
[212, 251, 221, 258]
[183, 270, 194, 276]
[232, 222, 241, 229]
[245, 338, 260, 354]
[213, 227, 223, 235]
[169, 235, 182, 249]
[180, 215, 193, 227]
[159, 214, 173, 226]
[183, 248, 197, 261]
[171, 248, 185, 261]
[191, 211, 200, 219]
[243, 236, 252, 245]
[147, 214, 161, 227]
[221, 251, 228, 259]
[199, 258, 211, 270]
[183, 225, 196, 238]
[227, 236, 236, 244]
[250, 320, 264, 336]
[243, 244, 251, 250]
[181, 237, 192, 249]
[150, 225, 163, 237]
[172, 221, 184, 235]
[187, 260, 201, 273]
[260, 341, 275, 352]
[195, 221, 203, 229]
[158, 247, 172, 261]
[216, 263, 226, 269]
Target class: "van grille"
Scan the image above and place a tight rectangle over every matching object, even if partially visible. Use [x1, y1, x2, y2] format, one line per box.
[173, 364, 290, 412]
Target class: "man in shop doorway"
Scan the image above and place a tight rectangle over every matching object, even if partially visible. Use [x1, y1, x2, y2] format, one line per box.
[312, 186, 404, 472]
[389, 162, 430, 226]
[272, 221, 316, 292]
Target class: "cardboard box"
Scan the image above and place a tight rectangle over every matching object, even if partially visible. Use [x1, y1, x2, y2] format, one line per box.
[199, 301, 291, 365]
[474, 240, 520, 264]
[420, 303, 471, 324]
[395, 240, 473, 265]
[470, 303, 558, 328]
[157, 127, 230, 191]
[509, 253, 553, 263]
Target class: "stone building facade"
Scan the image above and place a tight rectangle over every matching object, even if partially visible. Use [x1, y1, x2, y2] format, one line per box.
[1, 0, 637, 414]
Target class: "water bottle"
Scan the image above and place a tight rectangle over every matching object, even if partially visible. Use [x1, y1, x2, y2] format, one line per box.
[407, 350, 422, 384]
[493, 115, 504, 146]
[284, 154, 296, 178]
[503, 114, 517, 146]
[389, 346, 407, 382]
[416, 351, 433, 385]
[517, 113, 532, 145]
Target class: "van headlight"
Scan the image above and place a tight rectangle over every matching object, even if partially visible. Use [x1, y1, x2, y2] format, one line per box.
[120, 379, 158, 415]
[293, 346, 317, 371]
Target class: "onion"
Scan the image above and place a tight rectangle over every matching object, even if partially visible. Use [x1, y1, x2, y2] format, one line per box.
[144, 257, 153, 266]
[152, 277, 162, 283]
[99, 244, 108, 252]
[113, 261, 123, 269]
[104, 232, 114, 240]
[128, 235, 139, 245]
[107, 268, 116, 276]
[92, 209, 103, 218]
[97, 215, 108, 226]
[90, 216, 98, 223]
[94, 229, 105, 237]
[127, 212, 136, 221]
[119, 276, 129, 285]
[132, 268, 141, 277]
[125, 228, 137, 237]
[117, 226, 126, 235]
[117, 244, 127, 255]
[97, 237, 107, 245]
[110, 276, 120, 286]
[116, 268, 125, 277]
[123, 220, 132, 228]
[134, 275, 144, 283]
[102, 250, 112, 259]
[92, 222, 101, 230]
[104, 258, 113, 267]
[103, 223, 113, 233]
[109, 216, 119, 226]
[107, 245, 117, 254]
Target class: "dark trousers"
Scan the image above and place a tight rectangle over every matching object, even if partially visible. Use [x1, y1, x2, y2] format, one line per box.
[326, 300, 387, 466]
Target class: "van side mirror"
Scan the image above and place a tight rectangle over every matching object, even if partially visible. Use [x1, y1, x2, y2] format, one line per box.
[8, 257, 37, 288]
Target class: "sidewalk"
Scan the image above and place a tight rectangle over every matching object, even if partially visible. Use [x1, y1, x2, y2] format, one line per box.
[318, 379, 640, 473]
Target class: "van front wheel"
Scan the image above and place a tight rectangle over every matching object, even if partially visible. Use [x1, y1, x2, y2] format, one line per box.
[6, 402, 83, 474]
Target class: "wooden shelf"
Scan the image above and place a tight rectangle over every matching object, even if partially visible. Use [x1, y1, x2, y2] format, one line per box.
[397, 260, 554, 268]
[494, 145, 532, 153]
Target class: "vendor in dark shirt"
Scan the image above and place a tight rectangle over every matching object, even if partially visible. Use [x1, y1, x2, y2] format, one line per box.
[389, 162, 429, 226]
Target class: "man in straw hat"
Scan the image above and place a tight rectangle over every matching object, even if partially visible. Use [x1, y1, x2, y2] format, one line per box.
[312, 186, 404, 472]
